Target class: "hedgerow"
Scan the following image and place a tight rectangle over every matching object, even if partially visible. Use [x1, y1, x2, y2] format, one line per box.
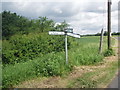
[2, 36, 106, 88]
[2, 52, 73, 88]
[2, 33, 70, 64]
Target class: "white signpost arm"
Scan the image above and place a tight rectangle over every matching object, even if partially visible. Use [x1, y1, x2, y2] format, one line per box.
[49, 31, 65, 35]
[67, 33, 80, 38]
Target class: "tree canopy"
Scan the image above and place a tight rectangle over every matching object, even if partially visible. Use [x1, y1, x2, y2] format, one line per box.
[2, 11, 69, 39]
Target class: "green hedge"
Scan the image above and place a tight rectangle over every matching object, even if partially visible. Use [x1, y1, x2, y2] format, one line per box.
[2, 33, 70, 64]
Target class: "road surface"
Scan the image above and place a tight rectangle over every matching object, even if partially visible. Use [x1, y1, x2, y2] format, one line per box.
[107, 71, 119, 88]
[107, 36, 120, 88]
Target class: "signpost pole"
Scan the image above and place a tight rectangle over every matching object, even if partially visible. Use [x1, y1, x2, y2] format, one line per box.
[49, 29, 80, 65]
[65, 33, 68, 64]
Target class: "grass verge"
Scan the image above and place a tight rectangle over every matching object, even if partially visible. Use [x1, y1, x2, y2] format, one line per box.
[2, 36, 109, 88]
[67, 61, 118, 88]
[67, 37, 117, 88]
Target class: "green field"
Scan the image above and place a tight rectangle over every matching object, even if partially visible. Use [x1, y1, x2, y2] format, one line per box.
[2, 36, 110, 88]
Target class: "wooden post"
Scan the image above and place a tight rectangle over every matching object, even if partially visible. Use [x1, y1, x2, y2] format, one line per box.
[99, 29, 104, 54]
[108, 0, 112, 49]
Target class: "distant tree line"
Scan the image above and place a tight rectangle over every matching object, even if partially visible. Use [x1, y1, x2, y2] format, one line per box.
[111, 32, 120, 35]
[81, 31, 120, 37]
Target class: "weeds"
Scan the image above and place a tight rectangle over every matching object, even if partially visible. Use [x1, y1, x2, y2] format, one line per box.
[104, 48, 115, 57]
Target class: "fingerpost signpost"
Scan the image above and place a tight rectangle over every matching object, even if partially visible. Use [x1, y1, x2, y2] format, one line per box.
[49, 28, 80, 64]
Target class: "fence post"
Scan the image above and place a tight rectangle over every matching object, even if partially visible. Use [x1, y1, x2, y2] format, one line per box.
[99, 29, 104, 54]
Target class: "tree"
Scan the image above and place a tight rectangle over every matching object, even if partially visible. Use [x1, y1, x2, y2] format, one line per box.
[2, 11, 69, 39]
[38, 16, 55, 32]
[2, 11, 32, 38]
[104, 31, 108, 36]
[55, 20, 69, 31]
[111, 32, 120, 35]
[95, 33, 101, 36]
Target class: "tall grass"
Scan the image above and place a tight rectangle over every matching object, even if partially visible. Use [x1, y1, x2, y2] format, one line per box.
[2, 36, 108, 88]
[2, 52, 72, 88]
[68, 36, 107, 66]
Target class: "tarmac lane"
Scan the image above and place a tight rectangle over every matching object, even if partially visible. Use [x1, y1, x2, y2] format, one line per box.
[107, 72, 119, 88]
[107, 36, 120, 89]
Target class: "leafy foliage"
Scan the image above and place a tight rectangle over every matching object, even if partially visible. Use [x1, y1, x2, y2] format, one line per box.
[2, 11, 69, 64]
[2, 33, 69, 64]
[2, 52, 73, 88]
[104, 48, 114, 57]
[2, 11, 68, 39]
[55, 20, 69, 31]
[2, 11, 31, 38]
[2, 36, 105, 88]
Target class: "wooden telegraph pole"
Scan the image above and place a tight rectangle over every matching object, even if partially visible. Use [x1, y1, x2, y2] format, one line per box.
[108, 0, 112, 49]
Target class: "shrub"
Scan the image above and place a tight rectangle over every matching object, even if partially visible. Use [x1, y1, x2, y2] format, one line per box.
[104, 48, 114, 57]
[2, 52, 72, 88]
[2, 33, 70, 64]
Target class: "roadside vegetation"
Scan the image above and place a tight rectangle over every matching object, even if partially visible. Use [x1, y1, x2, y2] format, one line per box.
[0, 40, 2, 88]
[2, 11, 117, 88]
[3, 36, 107, 88]
[67, 37, 118, 88]
[67, 60, 118, 88]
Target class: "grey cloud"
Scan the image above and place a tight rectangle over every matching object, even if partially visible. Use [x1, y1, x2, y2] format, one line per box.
[2, 2, 80, 19]
[2, 2, 36, 19]
[2, 2, 14, 11]
[80, 2, 106, 13]
[38, 2, 80, 17]
[1, 1, 118, 34]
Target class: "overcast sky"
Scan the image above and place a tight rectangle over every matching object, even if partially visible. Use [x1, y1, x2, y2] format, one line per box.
[1, 0, 119, 35]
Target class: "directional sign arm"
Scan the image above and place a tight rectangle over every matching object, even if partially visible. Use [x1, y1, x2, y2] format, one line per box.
[49, 31, 80, 38]
[49, 31, 65, 35]
[67, 33, 80, 38]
